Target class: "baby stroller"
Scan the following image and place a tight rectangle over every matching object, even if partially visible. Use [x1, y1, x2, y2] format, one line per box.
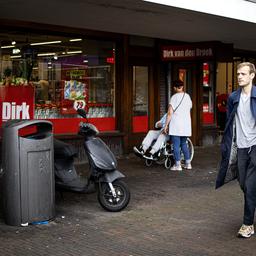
[144, 138, 194, 169]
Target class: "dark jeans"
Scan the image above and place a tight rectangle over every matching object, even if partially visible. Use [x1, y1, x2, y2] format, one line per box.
[237, 145, 256, 225]
[171, 136, 190, 163]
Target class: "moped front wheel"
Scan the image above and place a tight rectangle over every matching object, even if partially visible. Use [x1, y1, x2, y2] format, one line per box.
[98, 179, 130, 212]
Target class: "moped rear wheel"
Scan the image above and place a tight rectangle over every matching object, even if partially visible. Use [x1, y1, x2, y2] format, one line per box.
[98, 179, 130, 212]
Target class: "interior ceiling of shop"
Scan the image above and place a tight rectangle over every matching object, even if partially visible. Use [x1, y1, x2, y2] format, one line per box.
[0, 0, 256, 52]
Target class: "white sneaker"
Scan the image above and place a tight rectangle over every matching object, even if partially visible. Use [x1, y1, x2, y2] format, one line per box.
[184, 163, 192, 170]
[133, 146, 144, 156]
[170, 165, 182, 171]
[237, 224, 254, 238]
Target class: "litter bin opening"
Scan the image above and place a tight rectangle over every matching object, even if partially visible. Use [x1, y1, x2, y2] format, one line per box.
[18, 122, 52, 139]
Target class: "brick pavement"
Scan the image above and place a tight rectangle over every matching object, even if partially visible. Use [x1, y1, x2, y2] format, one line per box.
[0, 145, 256, 256]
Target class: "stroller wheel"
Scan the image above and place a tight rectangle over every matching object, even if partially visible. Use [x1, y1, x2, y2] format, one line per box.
[180, 138, 194, 166]
[155, 154, 166, 165]
[145, 159, 153, 167]
[164, 157, 172, 169]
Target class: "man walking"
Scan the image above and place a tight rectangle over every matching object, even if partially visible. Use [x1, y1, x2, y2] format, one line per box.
[216, 62, 256, 238]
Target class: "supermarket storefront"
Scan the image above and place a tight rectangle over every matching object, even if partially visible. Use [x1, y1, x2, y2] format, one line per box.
[0, 24, 159, 158]
[1, 22, 255, 158]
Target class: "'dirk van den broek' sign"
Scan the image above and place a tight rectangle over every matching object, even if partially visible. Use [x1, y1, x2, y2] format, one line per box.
[0, 86, 35, 127]
[161, 45, 214, 61]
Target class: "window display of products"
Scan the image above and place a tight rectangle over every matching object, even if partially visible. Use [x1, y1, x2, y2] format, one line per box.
[35, 103, 60, 119]
[64, 80, 86, 100]
[0, 32, 116, 134]
[87, 104, 113, 118]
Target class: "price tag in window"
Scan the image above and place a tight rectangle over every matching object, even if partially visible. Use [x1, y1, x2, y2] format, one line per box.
[73, 100, 86, 110]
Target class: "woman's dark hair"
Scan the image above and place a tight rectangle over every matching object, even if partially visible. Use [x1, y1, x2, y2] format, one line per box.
[172, 80, 184, 88]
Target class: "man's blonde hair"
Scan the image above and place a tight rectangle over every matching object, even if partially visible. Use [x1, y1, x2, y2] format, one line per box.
[237, 62, 256, 74]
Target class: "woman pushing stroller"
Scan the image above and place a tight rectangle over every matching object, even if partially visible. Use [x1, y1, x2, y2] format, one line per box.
[134, 80, 193, 171]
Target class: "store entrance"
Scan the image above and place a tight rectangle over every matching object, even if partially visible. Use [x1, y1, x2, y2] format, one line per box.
[125, 60, 155, 151]
[171, 62, 201, 145]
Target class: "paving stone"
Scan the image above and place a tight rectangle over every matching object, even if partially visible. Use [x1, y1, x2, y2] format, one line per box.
[0, 145, 254, 256]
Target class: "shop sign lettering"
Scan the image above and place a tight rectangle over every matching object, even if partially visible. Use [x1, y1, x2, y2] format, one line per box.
[161, 45, 214, 61]
[0, 86, 35, 133]
[2, 102, 30, 120]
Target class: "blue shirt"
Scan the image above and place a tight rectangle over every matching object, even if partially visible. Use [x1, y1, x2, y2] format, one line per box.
[155, 114, 167, 130]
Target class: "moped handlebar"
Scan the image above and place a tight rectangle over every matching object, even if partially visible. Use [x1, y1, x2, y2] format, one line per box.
[77, 108, 87, 118]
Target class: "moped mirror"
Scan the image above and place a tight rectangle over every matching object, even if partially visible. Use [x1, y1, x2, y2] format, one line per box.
[77, 108, 87, 118]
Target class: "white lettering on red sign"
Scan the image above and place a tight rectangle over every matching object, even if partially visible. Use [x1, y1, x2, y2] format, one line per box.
[163, 50, 174, 58]
[163, 47, 213, 59]
[174, 50, 184, 57]
[185, 49, 195, 57]
[196, 48, 213, 57]
[2, 102, 30, 120]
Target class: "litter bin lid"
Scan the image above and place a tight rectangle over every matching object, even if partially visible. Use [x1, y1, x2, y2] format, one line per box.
[3, 119, 52, 130]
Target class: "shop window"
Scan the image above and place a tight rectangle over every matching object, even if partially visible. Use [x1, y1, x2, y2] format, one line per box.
[0, 34, 116, 134]
[132, 66, 149, 133]
[202, 62, 215, 125]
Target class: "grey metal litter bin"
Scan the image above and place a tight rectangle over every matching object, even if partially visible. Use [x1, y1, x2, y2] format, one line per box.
[2, 120, 55, 226]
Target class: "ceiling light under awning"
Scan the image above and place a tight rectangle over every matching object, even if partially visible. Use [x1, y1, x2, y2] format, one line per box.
[69, 38, 82, 42]
[12, 48, 21, 54]
[10, 55, 22, 59]
[1, 45, 15, 49]
[37, 52, 56, 56]
[66, 50, 82, 54]
[30, 40, 62, 46]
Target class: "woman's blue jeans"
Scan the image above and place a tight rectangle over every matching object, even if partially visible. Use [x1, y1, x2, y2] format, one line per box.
[171, 136, 190, 163]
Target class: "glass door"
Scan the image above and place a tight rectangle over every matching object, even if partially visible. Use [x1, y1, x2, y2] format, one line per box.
[132, 65, 149, 133]
[171, 64, 193, 96]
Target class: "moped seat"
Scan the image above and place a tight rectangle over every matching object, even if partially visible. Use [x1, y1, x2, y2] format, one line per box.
[54, 139, 78, 158]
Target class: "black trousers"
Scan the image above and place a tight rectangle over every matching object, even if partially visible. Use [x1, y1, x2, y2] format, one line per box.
[237, 145, 256, 225]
